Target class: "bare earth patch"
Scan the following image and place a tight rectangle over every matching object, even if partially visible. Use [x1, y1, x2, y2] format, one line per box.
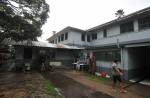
[0, 72, 51, 98]
[1, 70, 149, 98]
[63, 70, 150, 98]
[42, 71, 114, 98]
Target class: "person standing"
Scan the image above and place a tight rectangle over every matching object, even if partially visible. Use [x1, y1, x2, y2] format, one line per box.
[40, 56, 46, 71]
[91, 54, 96, 74]
[112, 59, 127, 93]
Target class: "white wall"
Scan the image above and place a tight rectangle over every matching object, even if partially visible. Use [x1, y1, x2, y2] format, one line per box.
[96, 61, 121, 68]
[69, 31, 87, 46]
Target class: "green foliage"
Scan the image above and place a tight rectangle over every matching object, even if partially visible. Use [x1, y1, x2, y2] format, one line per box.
[0, 0, 49, 42]
[115, 9, 125, 18]
[43, 79, 63, 98]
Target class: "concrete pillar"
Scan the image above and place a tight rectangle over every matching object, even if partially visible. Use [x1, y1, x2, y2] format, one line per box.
[121, 47, 129, 80]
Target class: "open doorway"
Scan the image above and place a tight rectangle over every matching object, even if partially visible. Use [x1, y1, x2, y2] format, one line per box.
[128, 46, 150, 83]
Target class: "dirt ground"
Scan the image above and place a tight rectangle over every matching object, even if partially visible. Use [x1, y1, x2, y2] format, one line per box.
[43, 72, 114, 98]
[0, 70, 150, 98]
[0, 72, 51, 98]
[63, 70, 150, 98]
[0, 71, 114, 98]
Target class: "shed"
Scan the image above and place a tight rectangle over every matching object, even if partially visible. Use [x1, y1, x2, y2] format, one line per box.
[0, 39, 83, 71]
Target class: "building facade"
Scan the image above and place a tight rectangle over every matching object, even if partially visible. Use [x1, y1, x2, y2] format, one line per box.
[47, 7, 150, 80]
[47, 26, 87, 47]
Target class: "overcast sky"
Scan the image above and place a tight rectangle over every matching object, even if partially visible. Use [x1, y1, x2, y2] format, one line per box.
[38, 0, 150, 42]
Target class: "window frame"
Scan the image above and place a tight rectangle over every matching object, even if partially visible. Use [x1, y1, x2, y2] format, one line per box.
[103, 29, 107, 38]
[120, 21, 134, 34]
[58, 36, 61, 42]
[65, 32, 68, 40]
[81, 33, 85, 41]
[138, 16, 150, 30]
[91, 33, 97, 40]
[87, 35, 90, 42]
[61, 34, 64, 41]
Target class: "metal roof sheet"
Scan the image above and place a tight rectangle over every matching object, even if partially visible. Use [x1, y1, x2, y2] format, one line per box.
[1, 39, 83, 49]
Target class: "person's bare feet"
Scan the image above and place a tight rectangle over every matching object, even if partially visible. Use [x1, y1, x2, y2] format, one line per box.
[120, 89, 127, 93]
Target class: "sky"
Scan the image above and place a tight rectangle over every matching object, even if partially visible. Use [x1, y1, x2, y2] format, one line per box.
[38, 0, 150, 42]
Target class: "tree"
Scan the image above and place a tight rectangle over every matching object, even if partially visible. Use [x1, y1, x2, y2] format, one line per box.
[115, 9, 124, 19]
[0, 0, 49, 42]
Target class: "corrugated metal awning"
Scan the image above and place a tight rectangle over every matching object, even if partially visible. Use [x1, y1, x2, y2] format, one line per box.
[1, 39, 83, 49]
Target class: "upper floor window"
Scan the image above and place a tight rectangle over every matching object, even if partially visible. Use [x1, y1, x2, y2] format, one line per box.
[58, 36, 61, 42]
[51, 40, 54, 44]
[103, 29, 107, 38]
[55, 38, 57, 44]
[138, 16, 150, 30]
[87, 35, 90, 42]
[92, 33, 97, 40]
[65, 32, 68, 40]
[61, 34, 64, 41]
[120, 21, 134, 33]
[81, 34, 85, 41]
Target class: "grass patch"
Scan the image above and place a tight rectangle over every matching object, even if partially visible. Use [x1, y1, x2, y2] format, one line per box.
[43, 79, 64, 98]
[85, 73, 112, 85]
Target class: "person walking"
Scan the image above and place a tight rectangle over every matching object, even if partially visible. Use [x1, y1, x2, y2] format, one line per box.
[112, 59, 127, 93]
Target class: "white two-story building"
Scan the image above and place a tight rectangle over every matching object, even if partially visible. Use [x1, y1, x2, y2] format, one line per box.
[47, 7, 150, 80]
[47, 26, 87, 47]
